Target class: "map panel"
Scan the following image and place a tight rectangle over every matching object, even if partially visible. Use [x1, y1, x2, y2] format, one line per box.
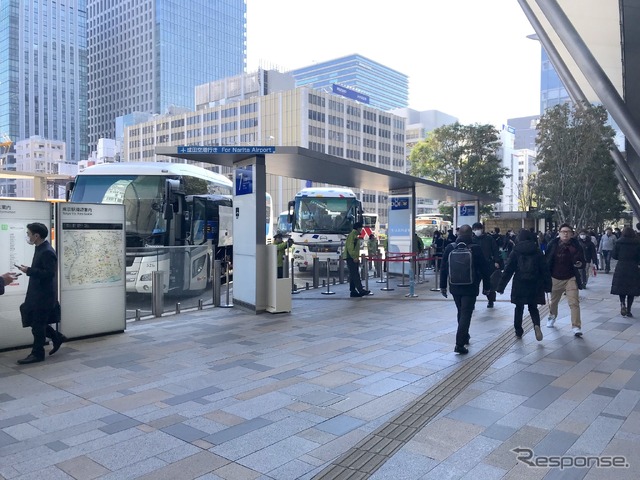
[61, 227, 124, 287]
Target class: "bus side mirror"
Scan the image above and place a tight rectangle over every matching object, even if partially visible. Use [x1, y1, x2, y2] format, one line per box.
[65, 181, 75, 201]
[287, 201, 295, 225]
[164, 179, 181, 220]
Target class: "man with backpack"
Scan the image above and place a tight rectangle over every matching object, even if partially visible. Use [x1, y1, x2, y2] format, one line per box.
[472, 222, 503, 308]
[440, 224, 492, 355]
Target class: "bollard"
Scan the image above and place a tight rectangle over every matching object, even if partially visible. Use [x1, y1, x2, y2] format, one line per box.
[405, 258, 418, 298]
[175, 302, 181, 314]
[312, 257, 320, 289]
[338, 258, 345, 284]
[398, 255, 409, 287]
[381, 256, 394, 291]
[220, 261, 233, 308]
[430, 257, 441, 291]
[135, 309, 141, 322]
[198, 299, 203, 310]
[213, 260, 222, 307]
[321, 260, 335, 295]
[152, 270, 164, 317]
[376, 254, 386, 283]
[363, 257, 369, 292]
[291, 258, 300, 294]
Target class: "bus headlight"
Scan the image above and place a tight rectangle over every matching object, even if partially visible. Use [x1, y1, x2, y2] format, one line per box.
[192, 256, 206, 277]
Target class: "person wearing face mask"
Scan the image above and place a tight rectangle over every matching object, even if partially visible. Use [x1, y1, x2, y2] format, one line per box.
[14, 222, 67, 364]
[577, 229, 597, 288]
[471, 222, 502, 308]
[598, 228, 617, 273]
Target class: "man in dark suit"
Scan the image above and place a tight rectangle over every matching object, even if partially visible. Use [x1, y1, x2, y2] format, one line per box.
[15, 222, 66, 364]
[440, 224, 491, 355]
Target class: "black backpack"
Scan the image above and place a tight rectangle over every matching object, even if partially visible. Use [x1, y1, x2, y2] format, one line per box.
[517, 253, 538, 281]
[448, 242, 474, 286]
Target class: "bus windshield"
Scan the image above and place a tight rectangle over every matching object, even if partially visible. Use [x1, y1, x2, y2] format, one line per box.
[294, 197, 359, 234]
[71, 174, 167, 245]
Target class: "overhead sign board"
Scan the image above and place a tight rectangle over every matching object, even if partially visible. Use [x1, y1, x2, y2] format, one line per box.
[177, 146, 276, 155]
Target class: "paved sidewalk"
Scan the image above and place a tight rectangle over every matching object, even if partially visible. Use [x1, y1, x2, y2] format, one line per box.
[1, 268, 638, 479]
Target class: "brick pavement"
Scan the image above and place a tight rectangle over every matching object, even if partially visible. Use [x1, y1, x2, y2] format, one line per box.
[0, 267, 638, 479]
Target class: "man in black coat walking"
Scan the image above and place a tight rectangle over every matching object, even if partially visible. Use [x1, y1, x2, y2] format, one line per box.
[15, 222, 67, 364]
[472, 222, 503, 308]
[440, 224, 491, 355]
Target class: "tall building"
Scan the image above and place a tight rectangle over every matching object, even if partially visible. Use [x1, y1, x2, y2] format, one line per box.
[124, 80, 407, 225]
[507, 115, 539, 151]
[290, 54, 409, 111]
[0, 0, 88, 169]
[87, 0, 247, 150]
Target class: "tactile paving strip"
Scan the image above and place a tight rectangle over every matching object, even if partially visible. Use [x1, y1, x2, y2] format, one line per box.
[313, 305, 550, 480]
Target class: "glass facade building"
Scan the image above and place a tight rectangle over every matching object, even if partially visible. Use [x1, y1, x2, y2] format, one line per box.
[291, 54, 408, 112]
[0, 0, 88, 162]
[87, 0, 246, 150]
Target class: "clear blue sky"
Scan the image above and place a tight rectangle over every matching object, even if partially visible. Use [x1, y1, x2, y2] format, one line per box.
[246, 0, 541, 126]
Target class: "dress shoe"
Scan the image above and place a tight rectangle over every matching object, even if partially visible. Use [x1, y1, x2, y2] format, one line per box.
[17, 354, 44, 365]
[627, 311, 634, 318]
[515, 330, 523, 339]
[487, 302, 494, 308]
[454, 345, 469, 354]
[359, 290, 371, 296]
[50, 334, 68, 355]
[534, 324, 543, 341]
[464, 335, 471, 346]
[350, 292, 362, 298]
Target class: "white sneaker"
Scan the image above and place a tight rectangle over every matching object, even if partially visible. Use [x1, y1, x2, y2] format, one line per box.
[572, 327, 583, 337]
[546, 315, 556, 328]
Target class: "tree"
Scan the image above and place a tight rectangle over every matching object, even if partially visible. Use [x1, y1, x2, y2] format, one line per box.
[535, 103, 624, 229]
[409, 123, 507, 215]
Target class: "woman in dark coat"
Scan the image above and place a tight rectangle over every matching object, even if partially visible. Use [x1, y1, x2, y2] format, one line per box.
[611, 226, 640, 317]
[497, 229, 552, 341]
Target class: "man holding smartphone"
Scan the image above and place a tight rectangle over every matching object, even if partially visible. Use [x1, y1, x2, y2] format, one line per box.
[15, 222, 67, 364]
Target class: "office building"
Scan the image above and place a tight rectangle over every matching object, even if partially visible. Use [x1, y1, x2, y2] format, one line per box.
[507, 115, 539, 151]
[87, 0, 247, 150]
[124, 79, 407, 225]
[14, 136, 76, 199]
[0, 0, 88, 177]
[291, 54, 409, 111]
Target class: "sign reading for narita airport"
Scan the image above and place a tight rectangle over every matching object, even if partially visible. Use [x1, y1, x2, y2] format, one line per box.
[177, 146, 276, 155]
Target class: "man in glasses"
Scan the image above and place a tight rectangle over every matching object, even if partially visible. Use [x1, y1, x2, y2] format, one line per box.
[546, 223, 586, 336]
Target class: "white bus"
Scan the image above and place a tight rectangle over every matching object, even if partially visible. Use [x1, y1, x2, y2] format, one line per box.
[287, 187, 363, 272]
[67, 162, 235, 295]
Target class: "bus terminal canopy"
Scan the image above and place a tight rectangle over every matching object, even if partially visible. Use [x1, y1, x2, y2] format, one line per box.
[155, 146, 499, 204]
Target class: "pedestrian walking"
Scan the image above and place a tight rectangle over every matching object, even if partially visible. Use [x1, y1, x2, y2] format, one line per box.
[15, 222, 67, 364]
[546, 223, 586, 336]
[440, 224, 491, 355]
[471, 222, 502, 308]
[577, 229, 597, 288]
[496, 229, 552, 341]
[599, 227, 617, 273]
[610, 226, 640, 317]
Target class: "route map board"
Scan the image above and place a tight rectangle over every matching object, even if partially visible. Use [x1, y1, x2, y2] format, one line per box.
[0, 200, 51, 350]
[57, 203, 126, 338]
